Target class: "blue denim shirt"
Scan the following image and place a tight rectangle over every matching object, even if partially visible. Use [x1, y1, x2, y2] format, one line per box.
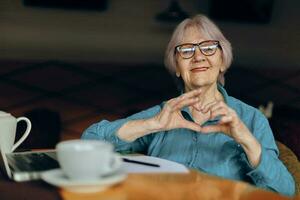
[81, 85, 295, 196]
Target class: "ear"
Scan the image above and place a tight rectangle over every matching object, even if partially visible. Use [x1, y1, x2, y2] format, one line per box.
[220, 54, 226, 73]
[175, 65, 181, 77]
[220, 66, 225, 73]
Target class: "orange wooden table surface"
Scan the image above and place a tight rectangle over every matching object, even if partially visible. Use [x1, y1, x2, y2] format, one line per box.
[60, 170, 298, 200]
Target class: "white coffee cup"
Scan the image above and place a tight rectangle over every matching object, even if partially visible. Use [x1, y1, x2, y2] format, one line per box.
[56, 139, 122, 181]
[0, 111, 32, 153]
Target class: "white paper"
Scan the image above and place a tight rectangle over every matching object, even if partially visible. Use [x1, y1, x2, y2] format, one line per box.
[121, 155, 189, 173]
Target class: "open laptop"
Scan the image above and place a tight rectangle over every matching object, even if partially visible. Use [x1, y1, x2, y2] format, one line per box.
[0, 147, 59, 181]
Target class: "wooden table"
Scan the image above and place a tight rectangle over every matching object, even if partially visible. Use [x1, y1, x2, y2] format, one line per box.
[61, 170, 297, 200]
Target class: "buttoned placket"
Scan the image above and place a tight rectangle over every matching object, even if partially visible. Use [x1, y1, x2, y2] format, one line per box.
[180, 109, 198, 166]
[191, 135, 199, 168]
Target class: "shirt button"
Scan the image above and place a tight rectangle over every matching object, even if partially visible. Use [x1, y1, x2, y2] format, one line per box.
[193, 137, 197, 141]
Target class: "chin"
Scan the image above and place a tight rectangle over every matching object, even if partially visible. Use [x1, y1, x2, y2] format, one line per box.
[183, 75, 218, 90]
[190, 80, 217, 89]
[192, 78, 211, 86]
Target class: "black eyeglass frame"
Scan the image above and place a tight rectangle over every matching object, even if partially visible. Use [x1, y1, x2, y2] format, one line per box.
[174, 40, 221, 59]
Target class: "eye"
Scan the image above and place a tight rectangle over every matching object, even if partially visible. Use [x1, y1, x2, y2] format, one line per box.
[200, 44, 218, 55]
[177, 45, 195, 57]
[181, 47, 194, 54]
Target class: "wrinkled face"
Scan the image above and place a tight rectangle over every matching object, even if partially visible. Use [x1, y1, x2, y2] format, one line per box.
[175, 27, 224, 92]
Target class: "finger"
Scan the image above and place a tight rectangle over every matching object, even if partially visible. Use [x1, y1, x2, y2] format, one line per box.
[192, 97, 205, 111]
[218, 115, 233, 124]
[164, 98, 178, 111]
[201, 101, 218, 113]
[204, 102, 229, 118]
[172, 89, 202, 109]
[210, 107, 228, 119]
[227, 109, 240, 126]
[183, 88, 202, 99]
[178, 88, 201, 100]
[182, 121, 202, 132]
[209, 101, 227, 112]
[165, 93, 189, 110]
[173, 96, 199, 111]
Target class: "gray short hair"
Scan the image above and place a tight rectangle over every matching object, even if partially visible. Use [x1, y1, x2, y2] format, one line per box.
[164, 14, 232, 87]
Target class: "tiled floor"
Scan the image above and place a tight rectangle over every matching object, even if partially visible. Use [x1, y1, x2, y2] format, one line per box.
[1, 60, 299, 157]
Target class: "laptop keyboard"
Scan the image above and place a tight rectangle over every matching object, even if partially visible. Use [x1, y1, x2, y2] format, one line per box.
[6, 152, 60, 172]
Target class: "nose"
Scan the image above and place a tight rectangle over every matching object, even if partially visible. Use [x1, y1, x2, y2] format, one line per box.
[193, 46, 206, 61]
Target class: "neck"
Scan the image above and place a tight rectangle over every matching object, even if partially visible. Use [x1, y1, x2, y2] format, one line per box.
[185, 82, 223, 105]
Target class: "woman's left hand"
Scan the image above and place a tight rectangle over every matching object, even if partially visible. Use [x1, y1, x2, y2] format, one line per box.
[200, 100, 262, 167]
[200, 101, 251, 143]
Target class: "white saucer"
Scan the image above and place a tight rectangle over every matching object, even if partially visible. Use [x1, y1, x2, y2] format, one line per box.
[41, 169, 127, 193]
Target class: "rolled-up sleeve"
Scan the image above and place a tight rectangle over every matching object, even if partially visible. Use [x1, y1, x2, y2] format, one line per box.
[243, 111, 295, 196]
[81, 105, 162, 153]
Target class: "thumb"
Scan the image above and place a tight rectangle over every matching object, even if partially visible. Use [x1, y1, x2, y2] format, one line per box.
[182, 121, 202, 132]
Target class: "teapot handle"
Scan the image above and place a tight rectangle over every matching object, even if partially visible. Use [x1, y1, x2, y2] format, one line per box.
[11, 117, 32, 152]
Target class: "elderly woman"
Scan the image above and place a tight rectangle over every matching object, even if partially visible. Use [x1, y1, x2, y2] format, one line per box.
[82, 14, 295, 196]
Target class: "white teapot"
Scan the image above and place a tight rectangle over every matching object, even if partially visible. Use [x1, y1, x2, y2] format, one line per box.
[0, 111, 31, 153]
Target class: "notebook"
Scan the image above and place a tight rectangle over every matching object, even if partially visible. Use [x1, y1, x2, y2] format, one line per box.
[0, 149, 59, 181]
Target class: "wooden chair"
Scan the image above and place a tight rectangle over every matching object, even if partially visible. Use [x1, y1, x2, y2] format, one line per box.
[276, 141, 300, 195]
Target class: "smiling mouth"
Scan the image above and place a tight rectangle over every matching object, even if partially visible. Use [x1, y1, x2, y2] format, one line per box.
[190, 67, 209, 72]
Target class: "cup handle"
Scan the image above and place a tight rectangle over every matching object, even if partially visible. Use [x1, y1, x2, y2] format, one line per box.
[109, 154, 122, 172]
[11, 117, 32, 152]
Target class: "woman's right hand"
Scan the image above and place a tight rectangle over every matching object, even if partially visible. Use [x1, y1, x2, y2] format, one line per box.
[117, 89, 203, 141]
[151, 89, 203, 132]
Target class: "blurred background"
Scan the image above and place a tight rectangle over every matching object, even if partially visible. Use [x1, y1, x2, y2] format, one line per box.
[0, 0, 299, 157]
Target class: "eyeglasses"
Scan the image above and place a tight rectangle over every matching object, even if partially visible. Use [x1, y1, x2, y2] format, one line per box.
[175, 40, 220, 59]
